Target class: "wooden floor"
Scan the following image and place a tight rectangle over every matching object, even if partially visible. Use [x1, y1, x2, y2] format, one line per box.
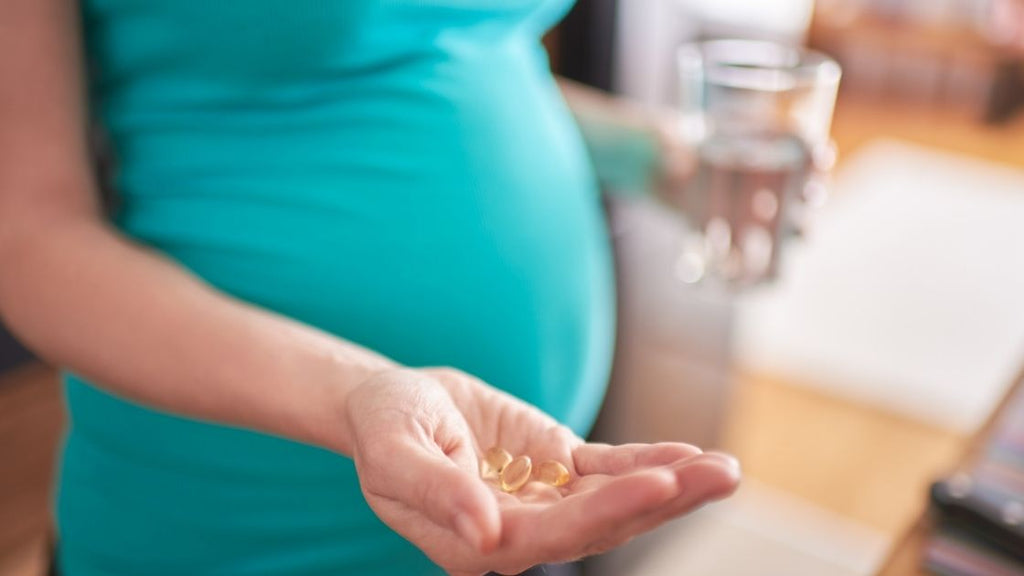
[724, 371, 968, 536]
[831, 95, 1024, 166]
[0, 364, 62, 576]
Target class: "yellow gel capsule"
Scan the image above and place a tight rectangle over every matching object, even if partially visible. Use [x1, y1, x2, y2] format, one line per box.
[500, 455, 532, 493]
[480, 447, 513, 481]
[535, 460, 571, 487]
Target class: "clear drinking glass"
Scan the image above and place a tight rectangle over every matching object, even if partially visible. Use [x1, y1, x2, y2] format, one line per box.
[668, 40, 842, 288]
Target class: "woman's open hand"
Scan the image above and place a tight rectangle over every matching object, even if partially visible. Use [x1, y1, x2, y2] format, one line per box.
[346, 367, 740, 576]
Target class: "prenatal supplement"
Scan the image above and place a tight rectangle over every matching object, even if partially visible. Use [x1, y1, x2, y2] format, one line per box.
[499, 455, 533, 493]
[535, 460, 571, 487]
[480, 447, 513, 481]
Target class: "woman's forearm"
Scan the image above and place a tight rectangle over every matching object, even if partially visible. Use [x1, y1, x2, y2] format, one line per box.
[559, 77, 662, 194]
[0, 215, 392, 456]
[558, 77, 659, 134]
[558, 77, 692, 195]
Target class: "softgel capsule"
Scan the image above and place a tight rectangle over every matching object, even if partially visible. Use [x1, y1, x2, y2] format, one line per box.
[499, 455, 532, 493]
[535, 460, 570, 487]
[480, 446, 573, 493]
[480, 447, 513, 481]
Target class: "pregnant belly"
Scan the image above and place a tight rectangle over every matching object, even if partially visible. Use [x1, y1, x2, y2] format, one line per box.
[119, 172, 613, 426]
[111, 56, 612, 428]
[101, 40, 614, 445]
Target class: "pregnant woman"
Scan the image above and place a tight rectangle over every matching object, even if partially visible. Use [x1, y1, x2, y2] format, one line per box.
[0, 0, 740, 574]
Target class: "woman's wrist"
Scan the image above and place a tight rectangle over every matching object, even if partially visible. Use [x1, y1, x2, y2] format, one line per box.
[576, 116, 662, 195]
[293, 341, 398, 457]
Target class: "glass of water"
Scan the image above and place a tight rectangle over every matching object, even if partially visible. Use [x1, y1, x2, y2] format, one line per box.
[667, 40, 842, 288]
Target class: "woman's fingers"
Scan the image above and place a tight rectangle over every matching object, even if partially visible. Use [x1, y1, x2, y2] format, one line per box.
[534, 451, 740, 563]
[435, 452, 736, 573]
[501, 467, 680, 563]
[662, 452, 741, 514]
[614, 453, 741, 538]
[572, 442, 702, 476]
[371, 439, 502, 553]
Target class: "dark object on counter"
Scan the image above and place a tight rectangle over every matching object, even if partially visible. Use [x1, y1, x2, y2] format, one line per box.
[931, 478, 1024, 561]
[924, 520, 1024, 576]
[925, 381, 1024, 574]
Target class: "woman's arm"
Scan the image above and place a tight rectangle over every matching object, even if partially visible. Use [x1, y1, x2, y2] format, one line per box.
[0, 0, 388, 457]
[558, 77, 694, 196]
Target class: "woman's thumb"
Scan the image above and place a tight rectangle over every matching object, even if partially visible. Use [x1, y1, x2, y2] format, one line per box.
[391, 440, 501, 552]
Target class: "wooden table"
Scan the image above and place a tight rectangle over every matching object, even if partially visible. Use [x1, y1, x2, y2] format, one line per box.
[876, 369, 1024, 576]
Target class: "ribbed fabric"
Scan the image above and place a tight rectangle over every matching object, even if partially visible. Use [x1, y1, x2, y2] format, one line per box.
[59, 1, 614, 574]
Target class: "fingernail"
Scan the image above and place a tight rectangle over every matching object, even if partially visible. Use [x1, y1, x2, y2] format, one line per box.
[696, 455, 743, 498]
[672, 456, 741, 497]
[454, 513, 483, 551]
[706, 452, 742, 475]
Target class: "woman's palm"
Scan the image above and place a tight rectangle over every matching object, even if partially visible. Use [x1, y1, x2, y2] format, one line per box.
[347, 368, 740, 576]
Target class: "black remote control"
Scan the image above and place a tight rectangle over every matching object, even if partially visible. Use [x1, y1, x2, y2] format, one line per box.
[931, 473, 1024, 560]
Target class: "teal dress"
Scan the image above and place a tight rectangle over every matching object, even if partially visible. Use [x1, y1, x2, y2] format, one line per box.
[61, 1, 614, 574]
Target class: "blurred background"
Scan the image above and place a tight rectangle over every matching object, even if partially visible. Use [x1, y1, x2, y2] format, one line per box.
[3, 0, 1024, 574]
